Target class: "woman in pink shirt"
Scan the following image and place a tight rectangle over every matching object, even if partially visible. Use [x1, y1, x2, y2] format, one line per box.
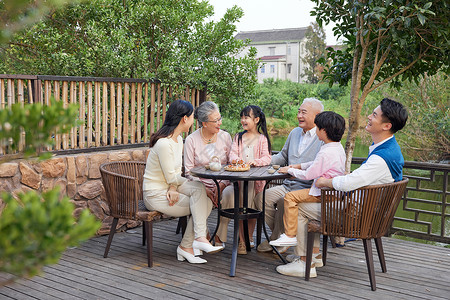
[184, 101, 232, 247]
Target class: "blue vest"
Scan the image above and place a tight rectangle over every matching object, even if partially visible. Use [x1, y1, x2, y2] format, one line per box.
[362, 136, 404, 182]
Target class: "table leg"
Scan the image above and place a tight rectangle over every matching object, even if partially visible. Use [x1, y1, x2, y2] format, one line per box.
[230, 181, 240, 277]
[243, 181, 251, 251]
[261, 180, 287, 264]
[209, 179, 221, 243]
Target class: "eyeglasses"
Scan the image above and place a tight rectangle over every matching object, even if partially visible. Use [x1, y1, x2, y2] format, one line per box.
[206, 117, 222, 123]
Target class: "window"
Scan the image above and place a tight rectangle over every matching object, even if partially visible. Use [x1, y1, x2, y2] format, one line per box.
[287, 46, 291, 55]
[261, 65, 265, 73]
[269, 47, 275, 56]
[270, 65, 275, 73]
[287, 64, 292, 74]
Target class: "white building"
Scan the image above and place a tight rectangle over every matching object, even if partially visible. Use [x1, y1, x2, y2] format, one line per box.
[235, 27, 308, 83]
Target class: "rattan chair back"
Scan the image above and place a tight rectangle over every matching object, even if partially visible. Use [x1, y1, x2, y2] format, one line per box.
[321, 178, 409, 239]
[100, 161, 146, 220]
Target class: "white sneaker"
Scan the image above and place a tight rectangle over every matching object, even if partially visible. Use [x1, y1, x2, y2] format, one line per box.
[257, 239, 291, 253]
[276, 258, 317, 278]
[269, 233, 297, 246]
[286, 253, 324, 268]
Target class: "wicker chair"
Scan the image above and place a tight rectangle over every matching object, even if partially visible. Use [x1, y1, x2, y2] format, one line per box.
[100, 161, 164, 267]
[305, 178, 409, 291]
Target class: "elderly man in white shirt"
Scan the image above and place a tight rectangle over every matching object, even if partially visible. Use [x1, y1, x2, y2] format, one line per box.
[276, 98, 408, 277]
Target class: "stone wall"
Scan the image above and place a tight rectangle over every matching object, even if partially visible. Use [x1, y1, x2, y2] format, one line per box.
[0, 147, 149, 235]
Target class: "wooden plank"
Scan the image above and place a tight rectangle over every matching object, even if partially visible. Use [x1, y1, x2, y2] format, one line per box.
[123, 83, 129, 144]
[44, 80, 50, 105]
[37, 79, 43, 104]
[86, 81, 93, 147]
[27, 79, 33, 104]
[5, 211, 450, 300]
[102, 81, 108, 146]
[162, 86, 167, 122]
[53, 255, 190, 300]
[130, 82, 136, 144]
[62, 81, 69, 149]
[0, 78, 5, 108]
[150, 83, 155, 136]
[136, 83, 142, 143]
[0, 79, 4, 154]
[143, 83, 148, 142]
[156, 82, 161, 130]
[0, 286, 41, 300]
[32, 267, 126, 299]
[17, 79, 25, 151]
[54, 81, 61, 150]
[185, 86, 189, 102]
[70, 81, 77, 148]
[82, 222, 346, 300]
[190, 87, 195, 133]
[4, 276, 78, 300]
[116, 83, 122, 144]
[196, 88, 200, 129]
[110, 82, 116, 146]
[7, 79, 14, 107]
[94, 81, 101, 147]
[79, 81, 86, 149]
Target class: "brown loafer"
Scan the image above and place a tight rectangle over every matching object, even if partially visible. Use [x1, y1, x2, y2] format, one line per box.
[238, 241, 247, 255]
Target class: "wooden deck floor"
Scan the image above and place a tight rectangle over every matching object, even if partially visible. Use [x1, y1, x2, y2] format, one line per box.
[1, 210, 449, 300]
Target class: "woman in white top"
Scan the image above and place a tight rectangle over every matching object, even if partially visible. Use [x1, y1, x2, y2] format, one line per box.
[143, 100, 222, 264]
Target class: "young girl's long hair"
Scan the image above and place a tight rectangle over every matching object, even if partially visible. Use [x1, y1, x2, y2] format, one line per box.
[149, 100, 193, 148]
[238, 105, 271, 153]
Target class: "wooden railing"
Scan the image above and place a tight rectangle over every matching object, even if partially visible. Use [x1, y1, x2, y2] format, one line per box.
[352, 158, 450, 244]
[0, 74, 205, 154]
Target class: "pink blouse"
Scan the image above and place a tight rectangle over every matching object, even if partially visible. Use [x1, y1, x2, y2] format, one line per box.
[184, 129, 232, 194]
[229, 133, 272, 195]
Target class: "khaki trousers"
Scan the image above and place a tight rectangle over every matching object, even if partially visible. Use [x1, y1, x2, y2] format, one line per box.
[254, 184, 288, 240]
[295, 202, 321, 256]
[143, 180, 212, 249]
[284, 189, 320, 236]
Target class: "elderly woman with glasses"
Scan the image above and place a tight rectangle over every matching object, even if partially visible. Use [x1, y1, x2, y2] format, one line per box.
[184, 101, 232, 248]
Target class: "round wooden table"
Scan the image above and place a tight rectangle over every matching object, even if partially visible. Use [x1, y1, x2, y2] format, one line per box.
[190, 165, 290, 276]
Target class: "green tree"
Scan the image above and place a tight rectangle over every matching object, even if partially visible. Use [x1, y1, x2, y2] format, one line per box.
[301, 22, 327, 84]
[0, 100, 101, 286]
[381, 72, 449, 162]
[1, 0, 100, 285]
[0, 0, 78, 43]
[312, 0, 450, 170]
[0, 0, 259, 105]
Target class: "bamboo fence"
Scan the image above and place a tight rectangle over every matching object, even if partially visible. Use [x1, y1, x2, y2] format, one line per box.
[0, 75, 204, 154]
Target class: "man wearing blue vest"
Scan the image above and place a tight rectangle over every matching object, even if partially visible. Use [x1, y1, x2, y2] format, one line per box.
[276, 98, 408, 277]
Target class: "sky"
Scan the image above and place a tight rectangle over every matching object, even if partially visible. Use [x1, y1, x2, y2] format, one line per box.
[206, 0, 339, 45]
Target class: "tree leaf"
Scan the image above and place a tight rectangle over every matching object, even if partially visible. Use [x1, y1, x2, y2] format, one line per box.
[417, 13, 426, 25]
[423, 2, 432, 10]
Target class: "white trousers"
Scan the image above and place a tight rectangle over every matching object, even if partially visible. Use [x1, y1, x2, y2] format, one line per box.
[143, 180, 212, 248]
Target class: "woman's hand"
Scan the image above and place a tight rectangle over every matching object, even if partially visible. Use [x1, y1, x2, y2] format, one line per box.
[206, 188, 216, 203]
[219, 182, 227, 193]
[167, 186, 179, 206]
